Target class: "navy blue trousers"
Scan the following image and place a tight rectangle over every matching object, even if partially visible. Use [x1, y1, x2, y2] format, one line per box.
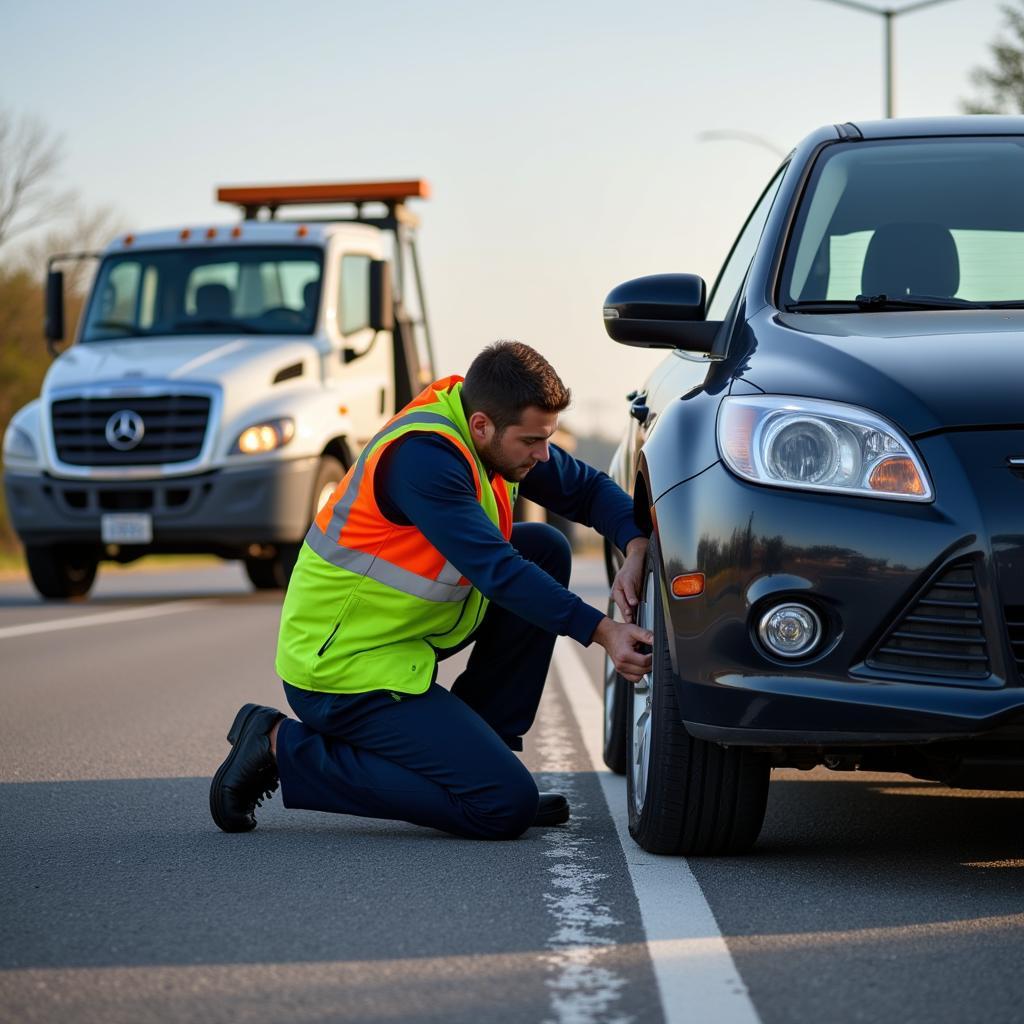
[275, 522, 572, 840]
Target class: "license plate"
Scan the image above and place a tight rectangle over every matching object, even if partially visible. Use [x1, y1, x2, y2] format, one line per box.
[101, 513, 153, 545]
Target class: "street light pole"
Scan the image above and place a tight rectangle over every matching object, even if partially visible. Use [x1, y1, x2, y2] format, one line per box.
[814, 0, 959, 117]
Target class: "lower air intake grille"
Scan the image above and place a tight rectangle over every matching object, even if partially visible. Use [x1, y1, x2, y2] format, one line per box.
[51, 394, 211, 466]
[1007, 606, 1024, 682]
[867, 564, 990, 679]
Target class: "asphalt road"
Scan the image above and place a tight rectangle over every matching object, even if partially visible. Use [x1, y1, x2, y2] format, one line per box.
[2, 555, 1024, 1024]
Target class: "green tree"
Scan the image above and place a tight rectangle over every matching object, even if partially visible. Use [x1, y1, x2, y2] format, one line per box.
[964, 1, 1024, 113]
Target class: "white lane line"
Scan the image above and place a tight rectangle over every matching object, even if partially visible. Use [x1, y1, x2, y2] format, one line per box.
[0, 601, 205, 640]
[553, 638, 762, 1024]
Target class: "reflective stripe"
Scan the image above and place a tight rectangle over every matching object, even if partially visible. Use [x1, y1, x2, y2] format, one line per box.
[436, 560, 464, 585]
[305, 527, 472, 603]
[323, 411, 459, 544]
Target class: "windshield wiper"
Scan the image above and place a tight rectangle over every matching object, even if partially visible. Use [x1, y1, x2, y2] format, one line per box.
[89, 319, 142, 334]
[786, 294, 980, 313]
[173, 318, 261, 334]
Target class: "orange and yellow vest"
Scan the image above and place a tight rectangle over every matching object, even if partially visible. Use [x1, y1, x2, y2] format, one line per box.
[275, 376, 516, 694]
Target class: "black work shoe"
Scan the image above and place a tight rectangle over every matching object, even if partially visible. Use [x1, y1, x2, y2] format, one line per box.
[534, 792, 570, 827]
[209, 703, 285, 833]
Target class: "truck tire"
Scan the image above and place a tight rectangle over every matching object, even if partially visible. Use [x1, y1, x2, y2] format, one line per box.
[244, 455, 346, 591]
[626, 536, 770, 856]
[26, 545, 99, 600]
[602, 597, 629, 774]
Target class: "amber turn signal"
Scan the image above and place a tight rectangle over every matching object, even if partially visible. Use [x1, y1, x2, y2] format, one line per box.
[868, 456, 926, 496]
[671, 573, 705, 598]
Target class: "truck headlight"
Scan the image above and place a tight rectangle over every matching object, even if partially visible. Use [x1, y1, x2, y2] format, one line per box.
[231, 417, 295, 455]
[2, 424, 38, 462]
[717, 396, 932, 501]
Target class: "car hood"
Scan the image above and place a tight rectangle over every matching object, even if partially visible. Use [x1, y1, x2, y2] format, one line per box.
[739, 309, 1024, 436]
[42, 336, 318, 396]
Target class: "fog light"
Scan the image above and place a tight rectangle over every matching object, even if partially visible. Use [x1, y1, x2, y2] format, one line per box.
[758, 603, 822, 659]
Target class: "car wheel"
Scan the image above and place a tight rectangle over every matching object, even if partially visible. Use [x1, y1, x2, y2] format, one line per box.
[244, 455, 345, 591]
[626, 536, 770, 856]
[26, 545, 99, 600]
[602, 597, 629, 774]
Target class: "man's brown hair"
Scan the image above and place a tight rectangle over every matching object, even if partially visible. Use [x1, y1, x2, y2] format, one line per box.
[461, 341, 571, 433]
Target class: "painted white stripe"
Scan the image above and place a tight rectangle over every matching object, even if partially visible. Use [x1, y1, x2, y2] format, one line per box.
[553, 637, 762, 1024]
[0, 601, 205, 641]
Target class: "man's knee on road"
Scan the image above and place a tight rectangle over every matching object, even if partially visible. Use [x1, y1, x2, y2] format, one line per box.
[463, 767, 539, 840]
[512, 521, 572, 587]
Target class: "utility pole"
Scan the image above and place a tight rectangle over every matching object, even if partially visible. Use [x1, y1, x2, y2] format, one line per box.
[814, 0, 960, 117]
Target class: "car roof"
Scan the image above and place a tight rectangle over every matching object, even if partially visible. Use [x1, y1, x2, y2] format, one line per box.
[845, 115, 1024, 139]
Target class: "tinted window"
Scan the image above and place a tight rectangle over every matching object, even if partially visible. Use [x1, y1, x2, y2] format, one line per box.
[706, 166, 787, 321]
[80, 246, 323, 342]
[781, 137, 1024, 305]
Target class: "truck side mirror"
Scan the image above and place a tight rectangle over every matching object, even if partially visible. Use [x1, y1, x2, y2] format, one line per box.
[369, 260, 393, 333]
[45, 270, 66, 351]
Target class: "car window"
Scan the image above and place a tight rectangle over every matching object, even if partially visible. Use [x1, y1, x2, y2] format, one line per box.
[706, 165, 787, 321]
[782, 137, 1024, 305]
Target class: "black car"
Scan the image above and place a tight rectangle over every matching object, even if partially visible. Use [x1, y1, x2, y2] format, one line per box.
[601, 116, 1024, 856]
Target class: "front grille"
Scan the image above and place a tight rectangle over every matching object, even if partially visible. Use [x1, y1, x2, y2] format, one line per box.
[51, 395, 210, 466]
[867, 564, 990, 679]
[1007, 606, 1024, 682]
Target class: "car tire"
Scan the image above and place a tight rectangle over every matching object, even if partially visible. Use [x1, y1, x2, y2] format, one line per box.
[244, 454, 346, 591]
[626, 536, 770, 856]
[26, 545, 99, 600]
[602, 598, 629, 774]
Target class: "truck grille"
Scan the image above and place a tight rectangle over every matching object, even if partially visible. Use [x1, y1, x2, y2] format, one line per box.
[867, 564, 990, 680]
[51, 395, 211, 466]
[1007, 606, 1024, 682]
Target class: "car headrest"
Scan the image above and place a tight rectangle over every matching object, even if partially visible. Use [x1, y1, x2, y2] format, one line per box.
[195, 283, 232, 318]
[861, 222, 960, 298]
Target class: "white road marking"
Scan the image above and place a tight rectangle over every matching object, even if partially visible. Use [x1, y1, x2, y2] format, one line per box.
[553, 638, 762, 1024]
[0, 601, 205, 641]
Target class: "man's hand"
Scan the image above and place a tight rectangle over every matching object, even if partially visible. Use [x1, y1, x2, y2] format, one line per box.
[611, 537, 649, 623]
[592, 616, 653, 683]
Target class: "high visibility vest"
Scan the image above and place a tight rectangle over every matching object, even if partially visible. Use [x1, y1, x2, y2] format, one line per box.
[275, 376, 517, 695]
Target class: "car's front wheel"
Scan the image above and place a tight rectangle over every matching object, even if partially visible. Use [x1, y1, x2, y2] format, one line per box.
[626, 536, 770, 855]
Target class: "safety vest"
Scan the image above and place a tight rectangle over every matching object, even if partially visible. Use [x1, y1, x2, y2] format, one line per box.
[275, 375, 517, 695]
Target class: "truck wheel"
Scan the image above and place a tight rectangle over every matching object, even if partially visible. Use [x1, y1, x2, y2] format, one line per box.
[25, 546, 99, 600]
[626, 536, 770, 856]
[602, 597, 629, 774]
[244, 455, 346, 591]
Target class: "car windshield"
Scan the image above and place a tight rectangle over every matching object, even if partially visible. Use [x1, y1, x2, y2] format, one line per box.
[79, 245, 323, 342]
[780, 136, 1024, 310]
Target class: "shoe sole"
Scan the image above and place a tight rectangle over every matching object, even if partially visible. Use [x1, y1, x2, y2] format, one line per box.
[534, 804, 571, 827]
[209, 703, 263, 833]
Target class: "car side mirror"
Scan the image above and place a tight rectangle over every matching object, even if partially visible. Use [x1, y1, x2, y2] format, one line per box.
[603, 273, 720, 352]
[369, 259, 393, 332]
[45, 269, 66, 351]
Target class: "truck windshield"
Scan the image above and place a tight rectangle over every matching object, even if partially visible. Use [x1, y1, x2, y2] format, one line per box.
[79, 245, 323, 342]
[780, 137, 1024, 310]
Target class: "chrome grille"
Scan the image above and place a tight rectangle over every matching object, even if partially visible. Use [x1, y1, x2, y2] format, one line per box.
[867, 564, 990, 679]
[51, 395, 210, 466]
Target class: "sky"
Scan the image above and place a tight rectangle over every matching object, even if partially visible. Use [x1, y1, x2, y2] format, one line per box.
[1, 0, 1011, 437]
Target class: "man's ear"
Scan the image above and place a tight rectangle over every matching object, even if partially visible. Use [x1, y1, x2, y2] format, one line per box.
[468, 410, 495, 445]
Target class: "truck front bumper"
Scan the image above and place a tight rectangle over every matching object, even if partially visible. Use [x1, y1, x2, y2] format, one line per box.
[3, 458, 320, 557]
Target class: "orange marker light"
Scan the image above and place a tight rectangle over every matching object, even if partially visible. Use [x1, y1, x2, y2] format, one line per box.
[123, 234, 134, 246]
[205, 227, 217, 240]
[296, 225, 308, 238]
[231, 226, 243, 238]
[338, 405, 348, 415]
[869, 457, 926, 496]
[671, 573, 705, 598]
[180, 228, 191, 241]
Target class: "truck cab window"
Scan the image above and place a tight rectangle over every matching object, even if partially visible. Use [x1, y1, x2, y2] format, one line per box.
[339, 254, 372, 336]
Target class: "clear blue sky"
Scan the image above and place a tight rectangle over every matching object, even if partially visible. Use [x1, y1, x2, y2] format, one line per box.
[1, 0, 1008, 436]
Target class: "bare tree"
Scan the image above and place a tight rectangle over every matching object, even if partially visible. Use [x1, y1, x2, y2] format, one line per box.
[963, 2, 1024, 113]
[0, 108, 74, 250]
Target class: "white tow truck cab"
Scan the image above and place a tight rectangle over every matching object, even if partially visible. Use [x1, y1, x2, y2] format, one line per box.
[3, 180, 436, 598]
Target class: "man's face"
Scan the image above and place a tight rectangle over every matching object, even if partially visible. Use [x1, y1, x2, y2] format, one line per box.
[471, 406, 558, 482]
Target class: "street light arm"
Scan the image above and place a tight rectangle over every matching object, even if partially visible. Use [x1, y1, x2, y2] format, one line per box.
[696, 131, 787, 158]
[815, 0, 889, 15]
[892, 0, 958, 15]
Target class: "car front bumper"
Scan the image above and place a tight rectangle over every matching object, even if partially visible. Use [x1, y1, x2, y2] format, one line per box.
[650, 431, 1024, 747]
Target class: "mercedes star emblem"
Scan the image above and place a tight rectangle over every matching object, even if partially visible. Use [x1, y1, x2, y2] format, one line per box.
[105, 409, 146, 451]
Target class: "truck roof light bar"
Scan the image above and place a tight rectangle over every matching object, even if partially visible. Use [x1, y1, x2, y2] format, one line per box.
[216, 180, 430, 221]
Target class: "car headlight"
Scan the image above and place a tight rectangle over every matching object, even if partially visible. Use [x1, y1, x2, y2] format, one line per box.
[2, 424, 38, 463]
[231, 417, 295, 455]
[717, 396, 932, 501]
